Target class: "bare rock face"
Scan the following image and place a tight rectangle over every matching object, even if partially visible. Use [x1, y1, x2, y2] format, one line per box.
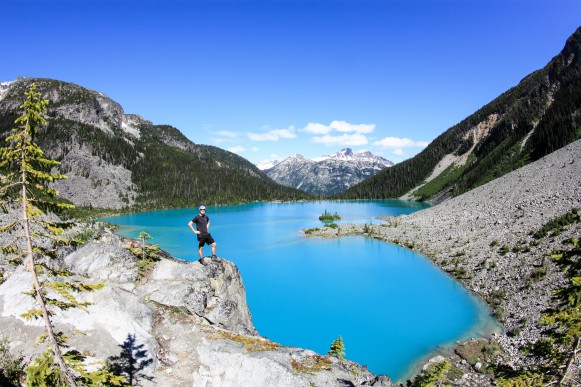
[137, 257, 256, 335]
[0, 230, 392, 386]
[0, 78, 140, 209]
[51, 92, 123, 135]
[51, 142, 138, 209]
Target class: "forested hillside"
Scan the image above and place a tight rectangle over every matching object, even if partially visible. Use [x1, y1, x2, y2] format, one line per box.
[338, 26, 581, 202]
[0, 78, 311, 210]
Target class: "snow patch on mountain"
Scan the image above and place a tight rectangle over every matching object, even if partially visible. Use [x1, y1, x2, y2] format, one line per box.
[260, 148, 393, 196]
[121, 114, 146, 139]
[312, 148, 391, 164]
[256, 159, 280, 170]
[0, 80, 14, 101]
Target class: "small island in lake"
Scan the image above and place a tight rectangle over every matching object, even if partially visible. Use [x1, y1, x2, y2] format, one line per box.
[319, 210, 341, 222]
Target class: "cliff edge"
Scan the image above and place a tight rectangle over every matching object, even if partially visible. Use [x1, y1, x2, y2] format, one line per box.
[0, 230, 392, 386]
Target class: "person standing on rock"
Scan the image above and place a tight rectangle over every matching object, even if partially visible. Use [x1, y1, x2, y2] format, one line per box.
[188, 205, 218, 264]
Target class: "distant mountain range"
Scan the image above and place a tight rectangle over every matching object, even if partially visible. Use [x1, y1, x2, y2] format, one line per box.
[259, 148, 393, 197]
[0, 78, 311, 210]
[339, 26, 581, 203]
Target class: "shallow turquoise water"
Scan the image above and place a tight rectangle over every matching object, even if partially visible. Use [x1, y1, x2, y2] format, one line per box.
[102, 200, 496, 381]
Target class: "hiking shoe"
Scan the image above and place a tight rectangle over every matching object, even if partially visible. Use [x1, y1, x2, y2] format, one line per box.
[211, 255, 219, 260]
[199, 257, 210, 266]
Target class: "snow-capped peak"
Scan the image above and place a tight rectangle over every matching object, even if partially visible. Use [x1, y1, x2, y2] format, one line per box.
[261, 148, 394, 196]
[311, 148, 389, 164]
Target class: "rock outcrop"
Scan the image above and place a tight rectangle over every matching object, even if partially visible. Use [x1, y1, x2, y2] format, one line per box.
[0, 230, 393, 386]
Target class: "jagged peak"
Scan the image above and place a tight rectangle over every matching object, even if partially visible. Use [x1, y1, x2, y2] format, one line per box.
[312, 148, 393, 165]
[284, 154, 309, 162]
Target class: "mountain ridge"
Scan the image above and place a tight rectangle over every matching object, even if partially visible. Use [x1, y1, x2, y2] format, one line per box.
[338, 26, 581, 203]
[261, 148, 393, 197]
[0, 78, 311, 209]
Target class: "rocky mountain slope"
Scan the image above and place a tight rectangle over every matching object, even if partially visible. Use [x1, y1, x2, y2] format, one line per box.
[0, 78, 311, 210]
[262, 148, 393, 196]
[340, 26, 581, 203]
[309, 139, 581, 385]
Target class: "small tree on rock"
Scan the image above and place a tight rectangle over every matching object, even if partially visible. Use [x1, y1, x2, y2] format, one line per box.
[328, 336, 346, 360]
[138, 231, 151, 261]
[411, 359, 451, 387]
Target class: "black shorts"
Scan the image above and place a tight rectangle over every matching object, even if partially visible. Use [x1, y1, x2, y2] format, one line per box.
[197, 233, 215, 248]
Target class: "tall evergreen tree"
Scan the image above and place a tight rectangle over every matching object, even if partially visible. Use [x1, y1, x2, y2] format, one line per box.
[0, 83, 77, 385]
[0, 84, 122, 386]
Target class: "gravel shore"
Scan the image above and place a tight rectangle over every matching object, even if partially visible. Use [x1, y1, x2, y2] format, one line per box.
[306, 139, 581, 383]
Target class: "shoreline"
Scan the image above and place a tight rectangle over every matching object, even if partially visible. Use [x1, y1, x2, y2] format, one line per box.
[306, 227, 505, 382]
[302, 139, 581, 384]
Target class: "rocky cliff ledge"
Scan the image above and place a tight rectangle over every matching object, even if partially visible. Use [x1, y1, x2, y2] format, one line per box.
[305, 139, 581, 384]
[0, 230, 393, 386]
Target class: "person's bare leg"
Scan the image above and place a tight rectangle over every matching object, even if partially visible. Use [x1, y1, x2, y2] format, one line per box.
[198, 246, 204, 259]
[211, 242, 217, 258]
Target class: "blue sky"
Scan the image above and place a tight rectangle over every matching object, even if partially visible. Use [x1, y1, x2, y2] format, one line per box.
[2, 0, 580, 164]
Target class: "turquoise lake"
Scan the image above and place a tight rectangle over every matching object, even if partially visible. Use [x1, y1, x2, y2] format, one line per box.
[102, 200, 498, 381]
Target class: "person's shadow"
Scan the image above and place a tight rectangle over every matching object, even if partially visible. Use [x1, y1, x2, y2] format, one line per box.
[108, 333, 154, 386]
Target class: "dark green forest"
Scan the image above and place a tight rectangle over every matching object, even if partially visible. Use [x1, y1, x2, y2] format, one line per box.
[338, 26, 581, 202]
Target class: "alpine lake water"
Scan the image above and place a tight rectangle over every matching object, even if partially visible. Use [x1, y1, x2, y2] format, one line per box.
[101, 200, 500, 381]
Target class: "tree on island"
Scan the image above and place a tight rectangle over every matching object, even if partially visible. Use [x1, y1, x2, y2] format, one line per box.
[319, 210, 341, 222]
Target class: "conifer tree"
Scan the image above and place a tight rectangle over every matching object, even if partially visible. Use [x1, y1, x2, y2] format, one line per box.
[411, 360, 451, 387]
[0, 83, 123, 386]
[0, 83, 78, 385]
[328, 336, 346, 360]
[107, 334, 153, 386]
[138, 231, 151, 261]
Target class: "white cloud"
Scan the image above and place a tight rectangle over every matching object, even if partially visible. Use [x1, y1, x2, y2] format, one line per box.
[312, 133, 369, 146]
[393, 149, 405, 156]
[302, 120, 375, 135]
[303, 122, 332, 134]
[214, 130, 238, 138]
[228, 146, 246, 154]
[270, 153, 280, 159]
[247, 127, 297, 141]
[373, 137, 430, 148]
[330, 120, 375, 134]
